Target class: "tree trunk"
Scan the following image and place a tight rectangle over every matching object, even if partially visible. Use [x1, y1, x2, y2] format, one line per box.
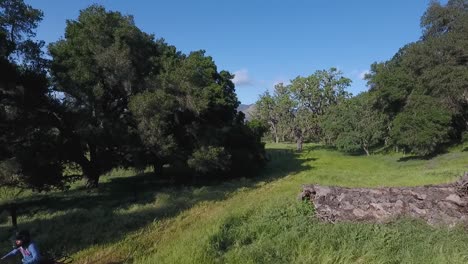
[82, 143, 100, 189]
[153, 160, 164, 176]
[364, 147, 370, 156]
[270, 122, 279, 143]
[78, 155, 100, 189]
[296, 137, 303, 151]
[84, 168, 100, 189]
[363, 142, 370, 156]
[8, 203, 17, 229]
[273, 128, 279, 144]
[294, 127, 303, 151]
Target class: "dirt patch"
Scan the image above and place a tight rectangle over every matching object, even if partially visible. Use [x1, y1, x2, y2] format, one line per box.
[300, 173, 468, 226]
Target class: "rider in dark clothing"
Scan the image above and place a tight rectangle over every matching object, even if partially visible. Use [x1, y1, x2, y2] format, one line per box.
[1, 230, 41, 264]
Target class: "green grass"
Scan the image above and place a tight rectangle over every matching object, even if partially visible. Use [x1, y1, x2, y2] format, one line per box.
[2, 144, 468, 263]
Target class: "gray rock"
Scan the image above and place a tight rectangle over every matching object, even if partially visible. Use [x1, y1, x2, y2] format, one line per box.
[300, 173, 468, 226]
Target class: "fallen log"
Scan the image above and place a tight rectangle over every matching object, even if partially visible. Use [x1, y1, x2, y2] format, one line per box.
[300, 173, 468, 226]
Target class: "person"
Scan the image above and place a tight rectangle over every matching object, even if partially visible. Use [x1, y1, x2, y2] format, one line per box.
[1, 230, 41, 264]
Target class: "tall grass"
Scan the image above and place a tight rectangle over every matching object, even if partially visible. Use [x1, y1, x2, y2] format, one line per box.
[2, 144, 468, 263]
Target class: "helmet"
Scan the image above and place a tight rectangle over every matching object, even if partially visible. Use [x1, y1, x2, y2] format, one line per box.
[15, 230, 31, 247]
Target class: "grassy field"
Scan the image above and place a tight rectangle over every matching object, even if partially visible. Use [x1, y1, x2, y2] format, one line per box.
[2, 144, 468, 263]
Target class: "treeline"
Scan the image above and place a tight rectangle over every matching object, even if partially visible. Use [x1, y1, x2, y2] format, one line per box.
[0, 1, 266, 191]
[254, 68, 351, 151]
[254, 0, 468, 156]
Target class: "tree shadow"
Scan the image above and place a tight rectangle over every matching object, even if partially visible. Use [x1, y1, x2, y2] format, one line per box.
[397, 155, 435, 162]
[397, 147, 451, 162]
[303, 144, 336, 153]
[0, 147, 314, 259]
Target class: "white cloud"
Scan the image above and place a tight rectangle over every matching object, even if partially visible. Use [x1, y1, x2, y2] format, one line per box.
[233, 69, 252, 86]
[359, 70, 370, 80]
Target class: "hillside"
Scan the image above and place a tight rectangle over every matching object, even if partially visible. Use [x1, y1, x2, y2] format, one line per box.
[237, 104, 256, 120]
[3, 144, 468, 263]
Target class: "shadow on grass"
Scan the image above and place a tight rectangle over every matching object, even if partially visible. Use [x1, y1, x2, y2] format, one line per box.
[303, 144, 336, 153]
[0, 147, 314, 258]
[397, 146, 453, 162]
[397, 155, 435, 162]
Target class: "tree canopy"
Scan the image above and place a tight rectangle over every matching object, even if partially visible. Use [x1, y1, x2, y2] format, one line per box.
[255, 0, 467, 156]
[254, 68, 351, 151]
[321, 93, 387, 155]
[2, 1, 267, 192]
[365, 0, 468, 155]
[1, 0, 66, 192]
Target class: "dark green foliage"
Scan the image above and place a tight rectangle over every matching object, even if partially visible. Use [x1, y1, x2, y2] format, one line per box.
[1, 1, 266, 193]
[321, 93, 387, 155]
[188, 146, 231, 174]
[295, 0, 467, 157]
[46, 4, 265, 185]
[420, 0, 468, 39]
[0, 61, 66, 191]
[391, 95, 452, 156]
[322, 0, 468, 156]
[0, 0, 67, 192]
[223, 117, 267, 177]
[366, 58, 415, 118]
[48, 5, 161, 187]
[129, 49, 266, 180]
[364, 0, 468, 156]
[246, 119, 269, 141]
[0, 0, 43, 60]
[128, 89, 178, 171]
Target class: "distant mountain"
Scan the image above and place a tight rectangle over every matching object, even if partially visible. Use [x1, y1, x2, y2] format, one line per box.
[237, 104, 256, 121]
[237, 104, 251, 112]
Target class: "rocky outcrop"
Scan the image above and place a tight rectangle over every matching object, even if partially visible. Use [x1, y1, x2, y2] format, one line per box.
[300, 174, 468, 226]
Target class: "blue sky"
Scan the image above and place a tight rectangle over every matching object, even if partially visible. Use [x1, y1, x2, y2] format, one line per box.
[26, 0, 446, 104]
